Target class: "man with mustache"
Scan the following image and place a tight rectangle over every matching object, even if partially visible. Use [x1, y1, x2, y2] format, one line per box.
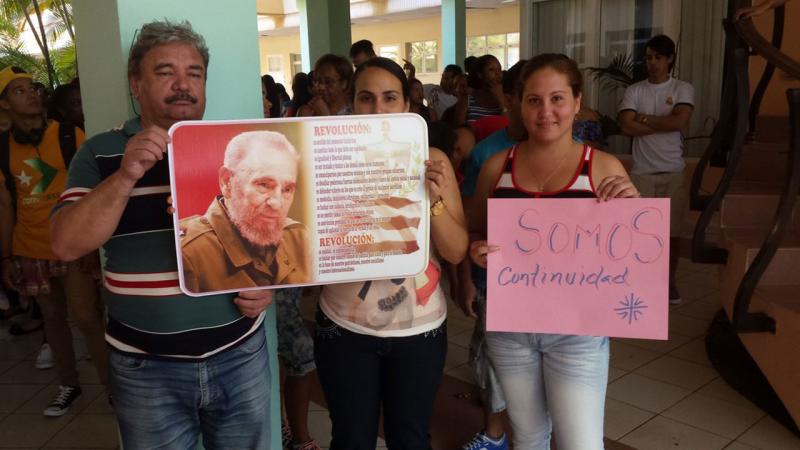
[180, 130, 310, 293]
[50, 21, 275, 448]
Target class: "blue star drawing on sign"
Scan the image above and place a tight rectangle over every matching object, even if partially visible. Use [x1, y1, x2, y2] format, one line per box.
[614, 293, 648, 325]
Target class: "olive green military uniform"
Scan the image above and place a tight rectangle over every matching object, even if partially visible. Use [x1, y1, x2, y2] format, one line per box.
[180, 197, 311, 294]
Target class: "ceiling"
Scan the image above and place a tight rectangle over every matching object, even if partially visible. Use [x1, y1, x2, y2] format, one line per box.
[256, 0, 519, 36]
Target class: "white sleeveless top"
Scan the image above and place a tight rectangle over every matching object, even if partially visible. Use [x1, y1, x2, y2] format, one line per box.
[319, 258, 447, 337]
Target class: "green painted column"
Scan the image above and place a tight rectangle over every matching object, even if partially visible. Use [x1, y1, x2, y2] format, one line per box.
[442, 0, 466, 68]
[297, 0, 352, 71]
[71, 1, 278, 449]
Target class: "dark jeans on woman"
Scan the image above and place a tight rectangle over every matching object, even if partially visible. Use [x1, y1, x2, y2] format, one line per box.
[314, 309, 447, 450]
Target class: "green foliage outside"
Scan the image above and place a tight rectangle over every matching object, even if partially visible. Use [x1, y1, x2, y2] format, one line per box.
[0, 0, 76, 90]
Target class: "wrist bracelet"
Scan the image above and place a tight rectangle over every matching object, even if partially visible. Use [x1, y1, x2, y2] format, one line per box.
[430, 198, 446, 216]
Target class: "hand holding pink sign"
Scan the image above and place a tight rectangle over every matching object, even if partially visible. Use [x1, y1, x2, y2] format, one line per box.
[486, 198, 670, 340]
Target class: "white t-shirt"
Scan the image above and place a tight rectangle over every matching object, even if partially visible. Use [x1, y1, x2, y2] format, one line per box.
[319, 259, 446, 337]
[423, 84, 458, 119]
[619, 77, 694, 175]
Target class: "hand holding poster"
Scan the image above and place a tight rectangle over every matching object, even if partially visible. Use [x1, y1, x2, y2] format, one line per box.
[168, 114, 430, 296]
[487, 198, 670, 340]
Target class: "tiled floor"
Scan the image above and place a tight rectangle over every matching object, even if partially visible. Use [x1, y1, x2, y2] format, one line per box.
[1, 258, 799, 449]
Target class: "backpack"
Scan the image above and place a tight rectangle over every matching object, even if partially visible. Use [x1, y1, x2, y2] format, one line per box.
[0, 122, 77, 211]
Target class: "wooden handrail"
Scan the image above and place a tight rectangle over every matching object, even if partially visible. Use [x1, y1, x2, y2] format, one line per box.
[732, 88, 800, 333]
[691, 21, 750, 264]
[735, 15, 800, 79]
[747, 5, 785, 137]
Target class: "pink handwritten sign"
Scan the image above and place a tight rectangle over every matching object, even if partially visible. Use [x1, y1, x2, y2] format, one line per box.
[487, 198, 670, 340]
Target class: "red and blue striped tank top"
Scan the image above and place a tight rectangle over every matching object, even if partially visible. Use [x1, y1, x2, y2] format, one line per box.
[492, 144, 597, 199]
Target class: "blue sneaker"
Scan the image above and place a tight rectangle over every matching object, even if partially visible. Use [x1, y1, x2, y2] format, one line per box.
[462, 431, 508, 450]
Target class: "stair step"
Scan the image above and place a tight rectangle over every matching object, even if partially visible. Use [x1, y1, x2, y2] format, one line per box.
[734, 149, 789, 185]
[749, 115, 790, 144]
[741, 142, 790, 154]
[719, 191, 800, 230]
[739, 284, 800, 425]
[721, 228, 800, 287]
[753, 286, 800, 331]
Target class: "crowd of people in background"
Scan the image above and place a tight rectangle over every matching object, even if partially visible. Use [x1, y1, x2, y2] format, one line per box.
[3, 0, 784, 445]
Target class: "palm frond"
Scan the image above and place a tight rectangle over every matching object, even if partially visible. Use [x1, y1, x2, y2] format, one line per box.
[0, 42, 49, 81]
[584, 53, 639, 92]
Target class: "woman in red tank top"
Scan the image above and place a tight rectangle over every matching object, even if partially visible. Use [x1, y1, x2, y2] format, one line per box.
[467, 54, 640, 450]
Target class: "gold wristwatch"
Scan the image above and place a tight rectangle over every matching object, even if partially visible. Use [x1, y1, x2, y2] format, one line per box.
[430, 198, 446, 216]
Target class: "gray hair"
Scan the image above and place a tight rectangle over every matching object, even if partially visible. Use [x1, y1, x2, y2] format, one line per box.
[128, 20, 210, 78]
[224, 131, 300, 172]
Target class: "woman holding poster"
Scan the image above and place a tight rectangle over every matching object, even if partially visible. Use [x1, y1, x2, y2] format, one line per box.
[313, 57, 467, 449]
[469, 54, 640, 450]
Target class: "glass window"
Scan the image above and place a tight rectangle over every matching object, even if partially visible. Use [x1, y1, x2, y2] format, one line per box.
[466, 32, 520, 69]
[405, 40, 438, 74]
[290, 53, 303, 78]
[379, 45, 401, 64]
[265, 55, 284, 84]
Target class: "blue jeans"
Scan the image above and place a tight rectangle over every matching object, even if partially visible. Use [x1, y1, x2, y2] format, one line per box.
[110, 326, 271, 450]
[485, 332, 608, 450]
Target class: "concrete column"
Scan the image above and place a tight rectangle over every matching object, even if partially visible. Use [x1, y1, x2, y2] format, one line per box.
[441, 0, 466, 67]
[71, 2, 277, 449]
[297, 0, 352, 71]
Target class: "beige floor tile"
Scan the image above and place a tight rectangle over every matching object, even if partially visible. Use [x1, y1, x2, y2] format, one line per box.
[608, 366, 628, 383]
[447, 328, 472, 349]
[0, 360, 20, 378]
[737, 416, 800, 450]
[669, 313, 712, 338]
[723, 442, 760, 450]
[445, 315, 475, 335]
[604, 398, 655, 440]
[0, 384, 44, 413]
[697, 378, 761, 410]
[675, 295, 722, 321]
[18, 384, 105, 416]
[609, 340, 661, 371]
[444, 344, 470, 370]
[668, 338, 713, 367]
[0, 359, 58, 385]
[445, 363, 475, 385]
[680, 271, 720, 288]
[307, 410, 333, 447]
[675, 277, 718, 302]
[44, 414, 118, 448]
[634, 355, 719, 390]
[83, 389, 113, 414]
[0, 336, 41, 362]
[607, 373, 691, 413]
[0, 413, 72, 448]
[662, 393, 765, 439]
[619, 416, 730, 450]
[620, 332, 694, 354]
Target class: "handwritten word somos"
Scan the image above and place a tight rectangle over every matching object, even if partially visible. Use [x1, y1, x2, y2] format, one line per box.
[513, 207, 665, 264]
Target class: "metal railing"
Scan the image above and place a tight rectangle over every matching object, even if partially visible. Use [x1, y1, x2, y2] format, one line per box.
[746, 5, 785, 140]
[690, 1, 800, 334]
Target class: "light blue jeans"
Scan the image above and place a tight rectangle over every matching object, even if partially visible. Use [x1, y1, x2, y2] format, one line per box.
[110, 326, 271, 450]
[485, 331, 609, 450]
